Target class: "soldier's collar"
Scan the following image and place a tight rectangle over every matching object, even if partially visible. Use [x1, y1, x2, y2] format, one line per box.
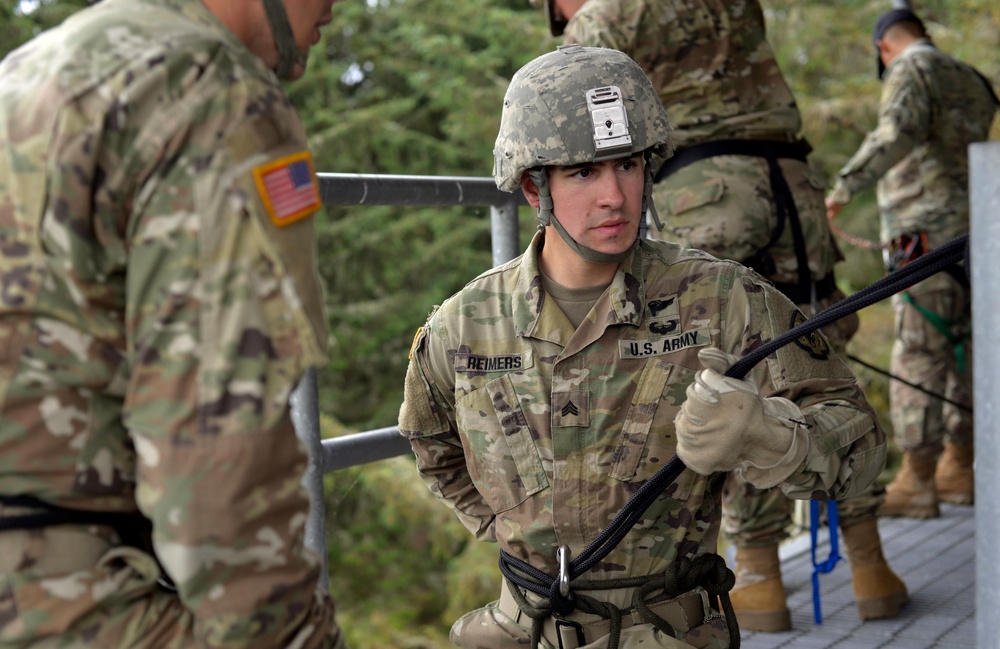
[512, 232, 645, 335]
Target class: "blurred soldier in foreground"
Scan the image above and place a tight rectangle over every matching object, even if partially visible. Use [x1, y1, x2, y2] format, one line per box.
[0, 0, 347, 647]
[826, 8, 998, 519]
[539, 0, 907, 631]
[399, 44, 886, 649]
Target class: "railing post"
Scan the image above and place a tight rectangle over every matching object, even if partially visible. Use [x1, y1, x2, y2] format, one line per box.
[289, 367, 330, 591]
[971, 141, 1000, 649]
[295, 173, 529, 590]
[491, 195, 522, 266]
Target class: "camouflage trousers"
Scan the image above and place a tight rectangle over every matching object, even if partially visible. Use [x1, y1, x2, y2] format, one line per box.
[721, 475, 883, 548]
[0, 521, 196, 649]
[448, 581, 732, 649]
[0, 517, 345, 649]
[889, 272, 973, 453]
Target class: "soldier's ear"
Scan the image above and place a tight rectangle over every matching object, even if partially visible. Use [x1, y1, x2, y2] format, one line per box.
[520, 173, 541, 208]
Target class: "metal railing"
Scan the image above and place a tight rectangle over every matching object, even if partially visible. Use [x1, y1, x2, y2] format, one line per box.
[290, 173, 526, 590]
[971, 142, 999, 649]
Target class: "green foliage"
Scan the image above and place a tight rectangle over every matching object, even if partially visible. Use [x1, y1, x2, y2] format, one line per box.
[0, 0, 90, 59]
[322, 417, 499, 649]
[294, 1, 550, 428]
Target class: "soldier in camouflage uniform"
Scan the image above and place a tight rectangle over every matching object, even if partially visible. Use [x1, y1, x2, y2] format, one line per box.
[398, 44, 886, 649]
[827, 8, 998, 519]
[0, 0, 348, 647]
[540, 0, 907, 632]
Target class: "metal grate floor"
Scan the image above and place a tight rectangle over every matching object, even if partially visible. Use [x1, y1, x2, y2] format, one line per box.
[739, 503, 975, 649]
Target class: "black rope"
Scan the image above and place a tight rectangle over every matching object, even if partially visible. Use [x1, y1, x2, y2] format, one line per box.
[498, 233, 969, 641]
[846, 353, 973, 413]
[726, 234, 967, 379]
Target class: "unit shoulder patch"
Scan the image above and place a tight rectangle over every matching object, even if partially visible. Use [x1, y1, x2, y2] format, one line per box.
[790, 311, 830, 360]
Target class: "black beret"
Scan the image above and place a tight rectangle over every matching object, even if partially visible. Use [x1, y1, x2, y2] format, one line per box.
[873, 9, 925, 47]
[873, 9, 925, 79]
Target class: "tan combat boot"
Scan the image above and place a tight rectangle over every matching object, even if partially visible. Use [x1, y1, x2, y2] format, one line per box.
[841, 518, 909, 620]
[883, 452, 939, 518]
[935, 442, 974, 505]
[729, 544, 791, 632]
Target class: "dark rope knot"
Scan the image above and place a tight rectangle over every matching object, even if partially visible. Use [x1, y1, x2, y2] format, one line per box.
[631, 554, 740, 648]
[692, 553, 736, 600]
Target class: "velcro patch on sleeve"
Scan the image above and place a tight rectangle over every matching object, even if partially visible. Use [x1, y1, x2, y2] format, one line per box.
[409, 326, 424, 361]
[252, 150, 321, 227]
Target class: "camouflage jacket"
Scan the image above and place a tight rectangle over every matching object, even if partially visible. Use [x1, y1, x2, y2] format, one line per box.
[830, 39, 998, 246]
[564, 0, 802, 148]
[0, 0, 340, 646]
[398, 231, 884, 608]
[564, 0, 840, 291]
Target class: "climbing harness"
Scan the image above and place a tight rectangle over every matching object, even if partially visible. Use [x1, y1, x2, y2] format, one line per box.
[900, 292, 971, 373]
[498, 233, 969, 649]
[502, 552, 736, 649]
[886, 231, 972, 372]
[887, 232, 929, 272]
[653, 138, 828, 305]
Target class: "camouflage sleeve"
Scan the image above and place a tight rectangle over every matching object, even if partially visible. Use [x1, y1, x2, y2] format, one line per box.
[121, 55, 341, 648]
[563, 0, 637, 53]
[398, 317, 497, 541]
[720, 270, 886, 500]
[830, 57, 930, 204]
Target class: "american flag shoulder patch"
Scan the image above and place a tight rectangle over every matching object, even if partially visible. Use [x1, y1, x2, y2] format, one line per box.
[252, 150, 321, 227]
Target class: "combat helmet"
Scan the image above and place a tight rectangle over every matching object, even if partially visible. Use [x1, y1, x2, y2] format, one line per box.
[493, 44, 674, 264]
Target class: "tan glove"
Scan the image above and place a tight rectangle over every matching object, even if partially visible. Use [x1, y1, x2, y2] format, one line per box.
[674, 347, 810, 488]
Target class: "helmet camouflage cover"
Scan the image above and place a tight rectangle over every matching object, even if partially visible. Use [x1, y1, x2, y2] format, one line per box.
[493, 44, 673, 193]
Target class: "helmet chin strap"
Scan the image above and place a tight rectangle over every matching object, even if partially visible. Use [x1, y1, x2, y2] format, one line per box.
[261, 0, 309, 80]
[528, 154, 662, 266]
[643, 151, 664, 235]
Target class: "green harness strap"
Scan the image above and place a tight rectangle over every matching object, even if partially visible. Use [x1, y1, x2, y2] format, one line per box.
[901, 291, 970, 373]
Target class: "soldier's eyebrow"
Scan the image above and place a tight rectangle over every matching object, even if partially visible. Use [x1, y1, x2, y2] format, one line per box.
[559, 155, 639, 173]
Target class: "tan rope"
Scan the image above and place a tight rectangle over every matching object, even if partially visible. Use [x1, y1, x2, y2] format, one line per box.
[829, 220, 888, 251]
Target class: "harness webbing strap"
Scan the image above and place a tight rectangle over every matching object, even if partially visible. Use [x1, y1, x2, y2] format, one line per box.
[503, 553, 737, 649]
[0, 493, 150, 536]
[652, 138, 811, 183]
[901, 291, 970, 372]
[653, 138, 815, 300]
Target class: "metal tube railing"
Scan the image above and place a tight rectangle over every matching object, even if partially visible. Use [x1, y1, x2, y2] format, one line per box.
[971, 141, 999, 649]
[289, 173, 527, 580]
[289, 367, 328, 591]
